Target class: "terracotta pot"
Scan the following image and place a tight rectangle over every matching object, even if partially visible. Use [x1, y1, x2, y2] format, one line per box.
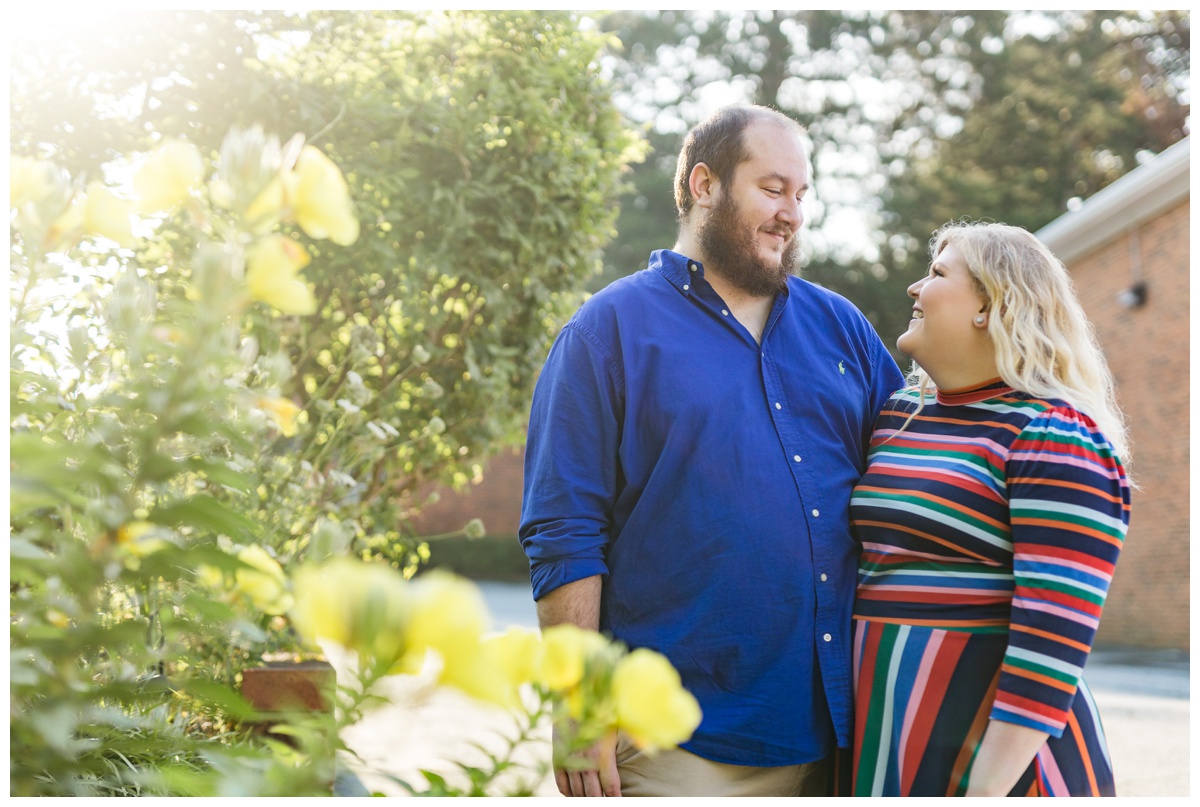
[241, 659, 336, 714]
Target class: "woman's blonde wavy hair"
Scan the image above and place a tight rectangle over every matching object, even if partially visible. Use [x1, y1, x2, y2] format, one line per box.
[905, 220, 1131, 464]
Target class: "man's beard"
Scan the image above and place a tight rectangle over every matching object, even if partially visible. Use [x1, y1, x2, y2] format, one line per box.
[696, 190, 800, 297]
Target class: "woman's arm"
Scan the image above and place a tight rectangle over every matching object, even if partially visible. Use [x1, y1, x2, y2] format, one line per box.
[964, 720, 1050, 796]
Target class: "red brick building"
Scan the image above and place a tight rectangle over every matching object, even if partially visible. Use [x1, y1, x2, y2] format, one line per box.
[415, 139, 1192, 651]
[1036, 136, 1190, 650]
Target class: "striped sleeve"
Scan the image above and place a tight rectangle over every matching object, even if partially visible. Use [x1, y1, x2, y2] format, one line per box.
[989, 405, 1131, 736]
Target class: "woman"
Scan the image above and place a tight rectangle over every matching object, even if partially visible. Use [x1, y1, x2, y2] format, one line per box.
[849, 221, 1131, 796]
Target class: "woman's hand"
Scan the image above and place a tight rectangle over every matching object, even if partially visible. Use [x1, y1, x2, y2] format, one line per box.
[964, 720, 1050, 796]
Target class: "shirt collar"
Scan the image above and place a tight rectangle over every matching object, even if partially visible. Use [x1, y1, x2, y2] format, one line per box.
[934, 377, 1013, 406]
[649, 248, 703, 293]
[648, 249, 793, 304]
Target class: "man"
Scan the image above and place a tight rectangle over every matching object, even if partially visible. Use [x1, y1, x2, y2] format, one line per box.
[519, 104, 904, 796]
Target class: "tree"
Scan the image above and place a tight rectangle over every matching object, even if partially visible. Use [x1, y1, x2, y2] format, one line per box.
[595, 11, 1189, 358]
[876, 11, 1190, 336]
[10, 10, 645, 560]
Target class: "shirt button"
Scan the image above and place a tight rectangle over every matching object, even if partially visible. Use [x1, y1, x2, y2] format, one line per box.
[721, 309, 729, 316]
[820, 573, 828, 582]
[683, 284, 690, 291]
[812, 509, 820, 517]
[689, 263, 697, 272]
[775, 402, 782, 410]
[793, 455, 801, 463]
[823, 633, 832, 642]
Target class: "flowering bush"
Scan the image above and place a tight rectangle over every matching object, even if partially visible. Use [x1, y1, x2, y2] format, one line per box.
[290, 559, 702, 794]
[10, 107, 680, 801]
[10, 10, 656, 796]
[9, 126, 369, 795]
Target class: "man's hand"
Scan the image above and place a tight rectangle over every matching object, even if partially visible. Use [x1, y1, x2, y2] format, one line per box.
[554, 726, 620, 797]
[538, 577, 617, 796]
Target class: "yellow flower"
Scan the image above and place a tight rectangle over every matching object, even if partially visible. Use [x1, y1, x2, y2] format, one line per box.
[257, 395, 302, 437]
[533, 623, 608, 692]
[290, 559, 357, 648]
[134, 139, 204, 214]
[242, 175, 286, 233]
[245, 234, 316, 315]
[289, 558, 411, 665]
[10, 155, 60, 209]
[488, 626, 540, 687]
[402, 571, 490, 683]
[453, 627, 540, 709]
[284, 146, 360, 246]
[234, 544, 293, 615]
[197, 564, 225, 589]
[83, 183, 135, 248]
[351, 561, 413, 666]
[44, 193, 86, 250]
[611, 648, 702, 752]
[115, 520, 169, 556]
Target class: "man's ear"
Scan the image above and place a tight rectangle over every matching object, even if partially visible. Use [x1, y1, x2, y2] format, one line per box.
[689, 162, 719, 210]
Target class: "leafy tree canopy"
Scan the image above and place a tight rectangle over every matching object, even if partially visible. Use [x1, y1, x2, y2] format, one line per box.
[595, 10, 1188, 355]
[11, 10, 644, 547]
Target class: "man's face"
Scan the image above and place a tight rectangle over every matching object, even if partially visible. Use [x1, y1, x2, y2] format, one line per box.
[696, 120, 808, 296]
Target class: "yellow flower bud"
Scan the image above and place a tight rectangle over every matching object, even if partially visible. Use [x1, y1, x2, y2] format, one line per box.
[533, 623, 608, 692]
[115, 522, 150, 545]
[611, 648, 702, 752]
[403, 571, 489, 684]
[245, 234, 316, 315]
[290, 558, 411, 666]
[242, 175, 286, 233]
[257, 395, 302, 437]
[234, 544, 293, 615]
[134, 139, 204, 214]
[290, 559, 358, 649]
[285, 146, 360, 246]
[197, 564, 225, 589]
[490, 626, 540, 685]
[83, 183, 136, 248]
[440, 638, 519, 708]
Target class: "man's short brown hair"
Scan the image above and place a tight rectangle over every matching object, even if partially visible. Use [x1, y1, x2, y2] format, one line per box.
[673, 105, 806, 222]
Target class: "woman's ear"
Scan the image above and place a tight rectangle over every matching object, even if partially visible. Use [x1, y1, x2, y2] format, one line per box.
[689, 163, 719, 210]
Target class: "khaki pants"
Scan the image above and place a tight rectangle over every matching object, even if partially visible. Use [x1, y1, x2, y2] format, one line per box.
[615, 734, 832, 797]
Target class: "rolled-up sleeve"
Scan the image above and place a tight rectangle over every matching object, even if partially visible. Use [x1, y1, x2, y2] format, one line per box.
[520, 320, 625, 601]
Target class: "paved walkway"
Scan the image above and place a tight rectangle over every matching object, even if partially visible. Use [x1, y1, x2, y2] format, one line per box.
[336, 583, 1190, 797]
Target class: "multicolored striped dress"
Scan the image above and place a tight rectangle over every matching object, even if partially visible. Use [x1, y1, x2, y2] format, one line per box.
[849, 380, 1130, 796]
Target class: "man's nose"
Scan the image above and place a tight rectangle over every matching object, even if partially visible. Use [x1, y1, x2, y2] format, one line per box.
[778, 198, 802, 227]
[907, 278, 925, 298]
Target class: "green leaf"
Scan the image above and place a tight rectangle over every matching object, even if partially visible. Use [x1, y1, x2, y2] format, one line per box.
[150, 494, 261, 540]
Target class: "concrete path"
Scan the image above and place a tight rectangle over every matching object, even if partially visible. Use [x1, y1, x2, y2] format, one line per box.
[336, 582, 1190, 797]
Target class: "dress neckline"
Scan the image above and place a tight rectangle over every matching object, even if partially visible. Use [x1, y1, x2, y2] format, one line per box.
[934, 377, 1014, 406]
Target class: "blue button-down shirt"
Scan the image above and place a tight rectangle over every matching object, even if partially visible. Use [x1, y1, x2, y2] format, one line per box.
[520, 249, 904, 765]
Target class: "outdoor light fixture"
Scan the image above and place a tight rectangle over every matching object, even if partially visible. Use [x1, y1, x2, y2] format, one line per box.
[1116, 281, 1148, 309]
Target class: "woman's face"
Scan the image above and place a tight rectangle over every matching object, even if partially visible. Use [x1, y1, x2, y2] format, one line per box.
[897, 241, 992, 384]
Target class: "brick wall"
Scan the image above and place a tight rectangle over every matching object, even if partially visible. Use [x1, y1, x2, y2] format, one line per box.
[1066, 199, 1191, 649]
[408, 446, 526, 538]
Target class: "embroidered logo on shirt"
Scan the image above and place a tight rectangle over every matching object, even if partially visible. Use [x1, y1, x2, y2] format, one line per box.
[838, 361, 846, 375]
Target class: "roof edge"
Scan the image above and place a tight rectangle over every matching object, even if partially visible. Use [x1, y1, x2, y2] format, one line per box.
[1036, 137, 1190, 264]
